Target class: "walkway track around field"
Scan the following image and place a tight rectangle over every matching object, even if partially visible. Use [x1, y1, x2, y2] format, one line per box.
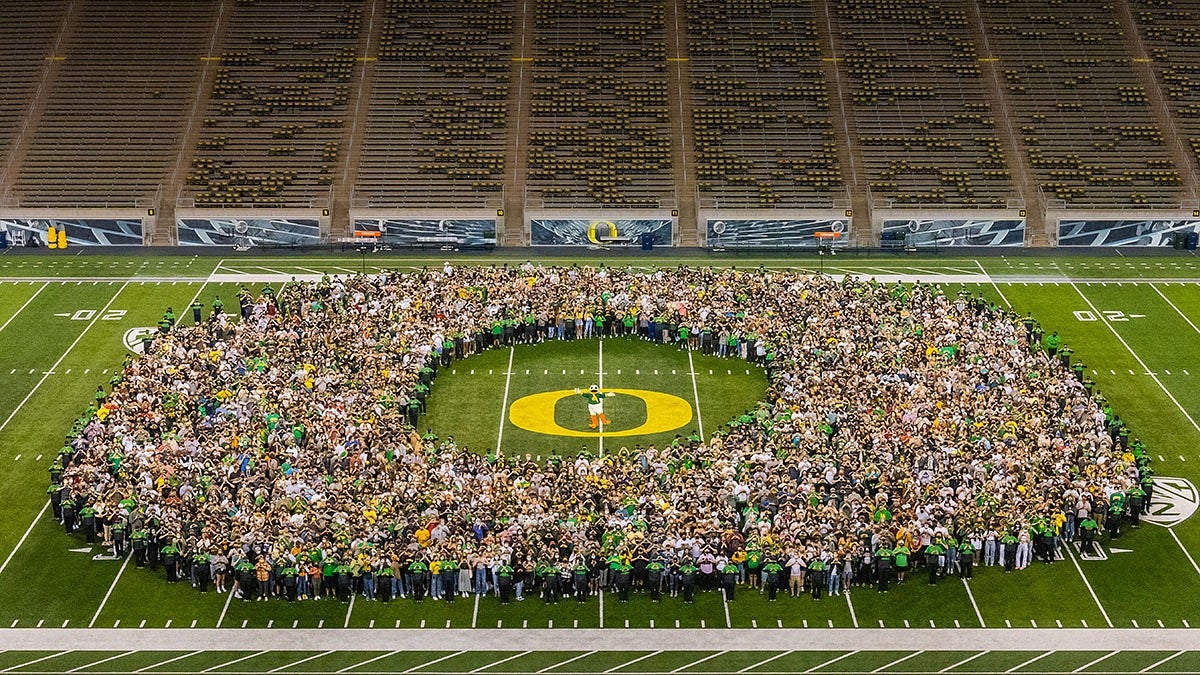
[1, 629, 1199, 651]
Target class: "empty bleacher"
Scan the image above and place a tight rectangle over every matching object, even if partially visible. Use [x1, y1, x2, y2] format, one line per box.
[979, 0, 1179, 206]
[687, 0, 844, 208]
[1129, 0, 1200, 189]
[527, 0, 674, 208]
[185, 0, 363, 208]
[0, 1, 68, 192]
[356, 0, 512, 207]
[833, 0, 1014, 207]
[11, 1, 211, 208]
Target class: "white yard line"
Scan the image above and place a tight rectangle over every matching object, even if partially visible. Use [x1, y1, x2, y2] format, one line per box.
[1, 651, 70, 672]
[536, 651, 597, 673]
[133, 650, 202, 673]
[1139, 650, 1186, 672]
[871, 651, 924, 673]
[598, 589, 605, 628]
[962, 578, 986, 627]
[402, 651, 466, 673]
[470, 651, 531, 673]
[472, 593, 480, 628]
[343, 593, 356, 628]
[495, 347, 515, 456]
[598, 337, 605, 457]
[686, 347, 705, 440]
[845, 591, 858, 627]
[267, 650, 334, 673]
[939, 651, 988, 673]
[1152, 283, 1200, 334]
[736, 651, 792, 673]
[670, 651, 727, 673]
[1071, 650, 1118, 673]
[603, 651, 662, 673]
[0, 500, 48, 577]
[976, 260, 1013, 308]
[0, 282, 47, 334]
[803, 651, 859, 673]
[1004, 651, 1053, 673]
[1071, 282, 1200, 435]
[721, 588, 731, 628]
[67, 651, 135, 673]
[1168, 527, 1200, 576]
[215, 587, 236, 628]
[200, 650, 268, 673]
[1062, 541, 1113, 627]
[88, 553, 132, 627]
[335, 650, 399, 673]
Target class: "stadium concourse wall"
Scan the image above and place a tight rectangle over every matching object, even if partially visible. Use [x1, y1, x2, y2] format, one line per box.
[698, 209, 852, 249]
[1052, 208, 1200, 247]
[0, 208, 152, 247]
[526, 209, 675, 247]
[350, 208, 501, 249]
[173, 207, 328, 247]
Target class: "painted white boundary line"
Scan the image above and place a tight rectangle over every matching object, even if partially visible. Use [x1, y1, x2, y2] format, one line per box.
[1062, 541, 1113, 627]
[939, 651, 987, 673]
[603, 651, 661, 673]
[495, 347, 515, 456]
[536, 651, 597, 673]
[736, 651, 792, 673]
[1072, 650, 1118, 673]
[0, 650, 69, 672]
[403, 651, 466, 673]
[89, 553, 132, 627]
[1139, 650, 1185, 672]
[215, 587, 236, 628]
[470, 650, 531, 673]
[1167, 528, 1200, 577]
[199, 650, 268, 673]
[343, 594, 355, 628]
[1004, 651, 1052, 673]
[0, 500, 49, 578]
[962, 579, 986, 627]
[471, 593, 480, 629]
[872, 650, 924, 673]
[67, 650, 135, 672]
[0, 282, 47, 334]
[670, 651, 727, 673]
[721, 588, 731, 628]
[335, 650, 398, 673]
[133, 650, 202, 673]
[598, 338, 605, 457]
[686, 346, 705, 440]
[845, 591, 859, 628]
[976, 260, 1012, 308]
[267, 650, 334, 673]
[803, 651, 859, 673]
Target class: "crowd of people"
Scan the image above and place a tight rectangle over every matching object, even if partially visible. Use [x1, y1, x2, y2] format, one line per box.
[47, 263, 1153, 605]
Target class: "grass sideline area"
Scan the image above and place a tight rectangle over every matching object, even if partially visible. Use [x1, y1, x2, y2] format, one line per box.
[2, 251, 1200, 672]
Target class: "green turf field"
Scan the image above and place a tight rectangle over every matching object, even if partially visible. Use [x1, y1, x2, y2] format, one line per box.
[2, 251, 1200, 673]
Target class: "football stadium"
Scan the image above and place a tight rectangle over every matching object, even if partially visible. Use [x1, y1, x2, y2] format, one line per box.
[4, 0, 1200, 674]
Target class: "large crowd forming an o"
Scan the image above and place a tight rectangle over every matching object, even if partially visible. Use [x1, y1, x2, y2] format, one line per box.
[48, 264, 1153, 604]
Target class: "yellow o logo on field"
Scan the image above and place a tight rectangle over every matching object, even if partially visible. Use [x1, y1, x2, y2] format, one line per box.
[509, 388, 692, 438]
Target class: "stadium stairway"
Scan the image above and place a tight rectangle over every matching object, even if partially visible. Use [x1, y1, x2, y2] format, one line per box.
[814, 0, 872, 246]
[665, 0, 699, 246]
[330, 0, 385, 239]
[0, 0, 80, 200]
[501, 0, 535, 246]
[964, 0, 1047, 245]
[153, 0, 234, 245]
[1116, 0, 1200, 207]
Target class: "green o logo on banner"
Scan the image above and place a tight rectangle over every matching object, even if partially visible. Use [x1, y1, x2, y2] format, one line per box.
[508, 388, 692, 438]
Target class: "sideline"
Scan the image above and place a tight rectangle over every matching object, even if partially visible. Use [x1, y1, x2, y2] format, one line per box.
[0, 628, 1199, 651]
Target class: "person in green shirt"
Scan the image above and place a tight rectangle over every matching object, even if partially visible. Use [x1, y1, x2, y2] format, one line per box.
[924, 542, 945, 585]
[190, 299, 204, 324]
[807, 558, 827, 599]
[646, 559, 665, 602]
[959, 538, 976, 579]
[409, 558, 429, 601]
[762, 560, 783, 601]
[893, 543, 910, 583]
[1078, 516, 1099, 557]
[496, 563, 514, 604]
[875, 546, 893, 592]
[679, 559, 699, 603]
[161, 543, 180, 582]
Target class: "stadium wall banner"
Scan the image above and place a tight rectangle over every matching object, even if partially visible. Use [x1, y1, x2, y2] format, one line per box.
[530, 218, 673, 247]
[706, 219, 849, 248]
[354, 218, 497, 248]
[1057, 219, 1200, 247]
[881, 218, 1026, 247]
[0, 218, 144, 246]
[177, 218, 321, 247]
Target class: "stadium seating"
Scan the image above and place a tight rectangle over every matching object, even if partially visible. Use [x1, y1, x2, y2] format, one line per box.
[833, 0, 1014, 207]
[11, 1, 211, 207]
[185, 0, 363, 207]
[1129, 0, 1200, 187]
[687, 0, 844, 207]
[526, 0, 674, 207]
[356, 0, 512, 207]
[978, 0, 1180, 206]
[0, 1, 68, 192]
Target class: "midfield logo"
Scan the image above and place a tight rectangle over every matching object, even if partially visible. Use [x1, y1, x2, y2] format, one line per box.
[1143, 476, 1199, 528]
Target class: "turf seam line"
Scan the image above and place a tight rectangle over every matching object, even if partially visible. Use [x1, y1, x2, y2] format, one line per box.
[735, 651, 792, 673]
[536, 651, 597, 673]
[89, 553, 132, 627]
[0, 281, 48, 334]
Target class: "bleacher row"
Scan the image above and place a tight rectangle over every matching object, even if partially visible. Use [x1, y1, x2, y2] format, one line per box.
[0, 0, 1193, 211]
